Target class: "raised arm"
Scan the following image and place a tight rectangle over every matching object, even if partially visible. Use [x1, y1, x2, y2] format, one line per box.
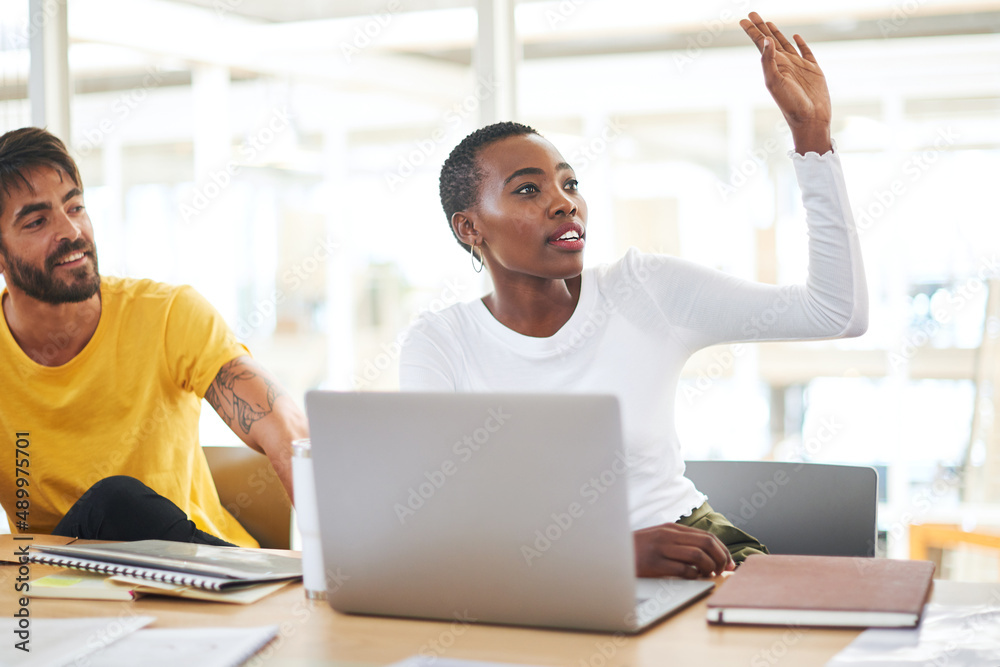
[642, 14, 866, 351]
[204, 355, 308, 502]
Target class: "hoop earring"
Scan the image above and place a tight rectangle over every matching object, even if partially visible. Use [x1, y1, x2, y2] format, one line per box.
[470, 242, 484, 273]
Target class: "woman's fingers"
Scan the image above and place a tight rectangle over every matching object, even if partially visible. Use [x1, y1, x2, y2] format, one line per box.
[739, 18, 767, 53]
[794, 34, 818, 63]
[741, 14, 815, 65]
[748, 12, 776, 43]
[766, 21, 798, 55]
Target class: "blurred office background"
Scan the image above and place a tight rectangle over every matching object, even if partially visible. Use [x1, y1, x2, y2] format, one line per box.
[2, 0, 999, 578]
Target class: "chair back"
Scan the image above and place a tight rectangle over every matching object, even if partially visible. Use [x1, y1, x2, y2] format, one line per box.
[683, 460, 878, 557]
[203, 446, 292, 549]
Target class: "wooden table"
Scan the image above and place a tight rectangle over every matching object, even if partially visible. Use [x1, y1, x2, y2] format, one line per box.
[3, 537, 996, 666]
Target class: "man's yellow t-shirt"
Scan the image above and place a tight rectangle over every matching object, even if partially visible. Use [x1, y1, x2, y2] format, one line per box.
[0, 277, 258, 547]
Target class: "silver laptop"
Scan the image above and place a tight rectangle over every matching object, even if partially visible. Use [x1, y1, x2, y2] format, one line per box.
[304, 391, 714, 634]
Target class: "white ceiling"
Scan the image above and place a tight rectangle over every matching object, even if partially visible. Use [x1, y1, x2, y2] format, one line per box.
[2, 0, 999, 101]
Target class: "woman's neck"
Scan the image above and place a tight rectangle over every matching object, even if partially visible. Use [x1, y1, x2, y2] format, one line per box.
[481, 274, 582, 338]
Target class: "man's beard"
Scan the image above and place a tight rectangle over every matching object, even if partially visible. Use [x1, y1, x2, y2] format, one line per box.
[0, 238, 101, 304]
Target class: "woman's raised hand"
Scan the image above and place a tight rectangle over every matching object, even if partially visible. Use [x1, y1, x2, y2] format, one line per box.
[740, 12, 832, 154]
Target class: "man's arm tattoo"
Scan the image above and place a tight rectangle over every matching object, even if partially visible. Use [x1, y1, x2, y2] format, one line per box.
[206, 358, 286, 436]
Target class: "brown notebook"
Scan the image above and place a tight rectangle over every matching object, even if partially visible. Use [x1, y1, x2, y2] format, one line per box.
[706, 554, 935, 628]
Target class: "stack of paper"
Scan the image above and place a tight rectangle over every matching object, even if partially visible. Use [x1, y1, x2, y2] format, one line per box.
[0, 617, 278, 667]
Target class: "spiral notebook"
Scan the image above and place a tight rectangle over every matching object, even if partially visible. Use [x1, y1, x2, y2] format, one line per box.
[28, 539, 302, 591]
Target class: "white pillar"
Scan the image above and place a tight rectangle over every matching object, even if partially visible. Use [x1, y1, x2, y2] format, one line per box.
[188, 65, 238, 322]
[322, 124, 354, 390]
[475, 0, 518, 125]
[28, 0, 70, 139]
[191, 65, 232, 179]
[100, 133, 126, 275]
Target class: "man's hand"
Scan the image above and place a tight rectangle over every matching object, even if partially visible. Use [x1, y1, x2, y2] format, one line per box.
[740, 12, 832, 155]
[205, 355, 308, 502]
[634, 523, 735, 578]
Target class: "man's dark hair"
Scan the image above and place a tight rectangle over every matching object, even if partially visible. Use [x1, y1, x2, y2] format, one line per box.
[0, 127, 82, 232]
[439, 121, 538, 249]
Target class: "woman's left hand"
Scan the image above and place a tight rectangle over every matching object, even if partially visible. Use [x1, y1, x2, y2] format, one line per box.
[740, 12, 832, 154]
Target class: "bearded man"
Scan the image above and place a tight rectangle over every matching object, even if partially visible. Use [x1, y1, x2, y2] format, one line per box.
[0, 127, 305, 547]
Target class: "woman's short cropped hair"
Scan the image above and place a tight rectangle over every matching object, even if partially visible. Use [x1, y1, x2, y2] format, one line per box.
[439, 121, 538, 249]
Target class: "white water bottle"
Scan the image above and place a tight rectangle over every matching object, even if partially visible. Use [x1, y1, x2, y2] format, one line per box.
[291, 438, 326, 599]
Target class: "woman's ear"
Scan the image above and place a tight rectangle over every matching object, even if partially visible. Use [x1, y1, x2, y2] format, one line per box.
[452, 212, 480, 247]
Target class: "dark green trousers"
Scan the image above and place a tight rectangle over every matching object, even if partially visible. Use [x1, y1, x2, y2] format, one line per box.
[676, 501, 769, 564]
